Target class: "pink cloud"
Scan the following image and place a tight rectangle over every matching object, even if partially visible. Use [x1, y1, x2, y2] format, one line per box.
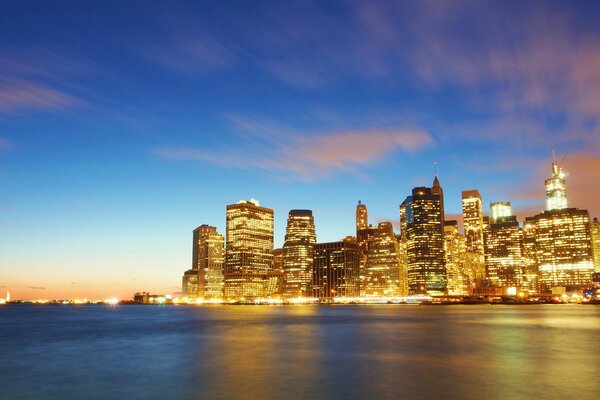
[0, 79, 82, 114]
[155, 127, 433, 181]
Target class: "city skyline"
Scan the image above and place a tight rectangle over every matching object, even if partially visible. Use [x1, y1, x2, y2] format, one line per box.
[2, 1, 600, 300]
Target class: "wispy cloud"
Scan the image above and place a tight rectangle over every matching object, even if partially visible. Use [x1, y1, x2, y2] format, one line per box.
[0, 79, 82, 114]
[155, 127, 433, 181]
[0, 49, 95, 115]
[27, 286, 46, 290]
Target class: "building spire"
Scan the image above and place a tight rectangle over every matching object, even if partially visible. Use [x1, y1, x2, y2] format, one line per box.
[434, 161, 438, 177]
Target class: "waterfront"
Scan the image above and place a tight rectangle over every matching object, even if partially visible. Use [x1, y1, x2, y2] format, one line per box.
[1, 305, 599, 400]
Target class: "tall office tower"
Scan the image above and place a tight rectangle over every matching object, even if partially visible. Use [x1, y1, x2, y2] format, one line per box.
[224, 199, 276, 300]
[545, 158, 568, 211]
[312, 240, 361, 300]
[400, 187, 446, 295]
[532, 208, 594, 291]
[483, 212, 523, 291]
[521, 217, 539, 293]
[183, 224, 224, 299]
[591, 218, 600, 272]
[202, 227, 225, 299]
[490, 202, 512, 223]
[356, 201, 368, 232]
[282, 210, 317, 297]
[444, 220, 468, 295]
[530, 161, 594, 290]
[462, 190, 485, 256]
[363, 222, 406, 297]
[432, 173, 444, 221]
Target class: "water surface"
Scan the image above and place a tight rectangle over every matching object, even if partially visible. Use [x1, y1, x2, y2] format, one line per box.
[1, 305, 599, 399]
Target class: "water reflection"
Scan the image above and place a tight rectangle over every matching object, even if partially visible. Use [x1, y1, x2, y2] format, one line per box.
[0, 305, 599, 399]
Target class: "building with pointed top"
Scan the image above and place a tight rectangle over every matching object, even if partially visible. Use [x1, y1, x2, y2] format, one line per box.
[528, 161, 594, 291]
[356, 201, 368, 232]
[400, 187, 446, 294]
[432, 169, 444, 221]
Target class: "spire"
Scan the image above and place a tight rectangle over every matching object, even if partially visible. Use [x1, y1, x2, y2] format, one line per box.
[434, 161, 438, 177]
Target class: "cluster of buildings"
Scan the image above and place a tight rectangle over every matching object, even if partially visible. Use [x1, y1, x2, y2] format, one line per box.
[181, 160, 600, 302]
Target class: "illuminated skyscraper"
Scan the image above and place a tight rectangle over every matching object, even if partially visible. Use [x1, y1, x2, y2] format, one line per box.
[183, 224, 224, 299]
[432, 172, 444, 221]
[532, 208, 594, 291]
[400, 187, 446, 294]
[182, 269, 199, 298]
[490, 202, 512, 223]
[444, 221, 468, 295]
[312, 240, 361, 300]
[462, 190, 485, 256]
[363, 222, 407, 297]
[545, 159, 568, 211]
[483, 211, 523, 291]
[224, 199, 277, 299]
[356, 201, 368, 232]
[530, 161, 594, 290]
[521, 217, 539, 293]
[591, 218, 600, 272]
[282, 210, 316, 297]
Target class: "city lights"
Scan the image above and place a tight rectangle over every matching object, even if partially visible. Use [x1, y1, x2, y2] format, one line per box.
[167, 159, 600, 305]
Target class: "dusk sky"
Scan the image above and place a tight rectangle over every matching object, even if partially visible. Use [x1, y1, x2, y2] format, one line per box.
[1, 1, 600, 299]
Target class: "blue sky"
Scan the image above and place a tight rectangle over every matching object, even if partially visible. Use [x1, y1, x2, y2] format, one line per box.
[1, 1, 599, 299]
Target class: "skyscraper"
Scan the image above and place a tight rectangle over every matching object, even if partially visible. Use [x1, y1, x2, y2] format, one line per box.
[532, 208, 593, 291]
[363, 222, 407, 297]
[182, 224, 224, 300]
[400, 187, 446, 294]
[432, 173, 444, 221]
[282, 209, 316, 297]
[530, 161, 594, 291]
[590, 218, 600, 273]
[490, 202, 512, 223]
[356, 201, 368, 232]
[483, 207, 523, 292]
[462, 190, 485, 256]
[545, 159, 568, 211]
[224, 199, 277, 300]
[444, 220, 468, 295]
[312, 240, 361, 300]
[521, 217, 539, 293]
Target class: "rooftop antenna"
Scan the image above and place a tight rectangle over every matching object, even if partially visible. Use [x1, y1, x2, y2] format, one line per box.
[552, 148, 557, 164]
[433, 161, 438, 177]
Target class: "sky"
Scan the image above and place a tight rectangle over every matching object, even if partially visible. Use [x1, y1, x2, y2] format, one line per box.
[1, 0, 600, 300]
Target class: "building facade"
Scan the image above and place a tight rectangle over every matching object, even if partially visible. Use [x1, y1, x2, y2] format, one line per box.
[532, 208, 594, 291]
[182, 224, 224, 299]
[224, 200, 277, 300]
[363, 222, 407, 297]
[313, 240, 361, 300]
[444, 221, 469, 295]
[591, 218, 600, 272]
[282, 210, 316, 297]
[400, 187, 446, 294]
[484, 213, 523, 291]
